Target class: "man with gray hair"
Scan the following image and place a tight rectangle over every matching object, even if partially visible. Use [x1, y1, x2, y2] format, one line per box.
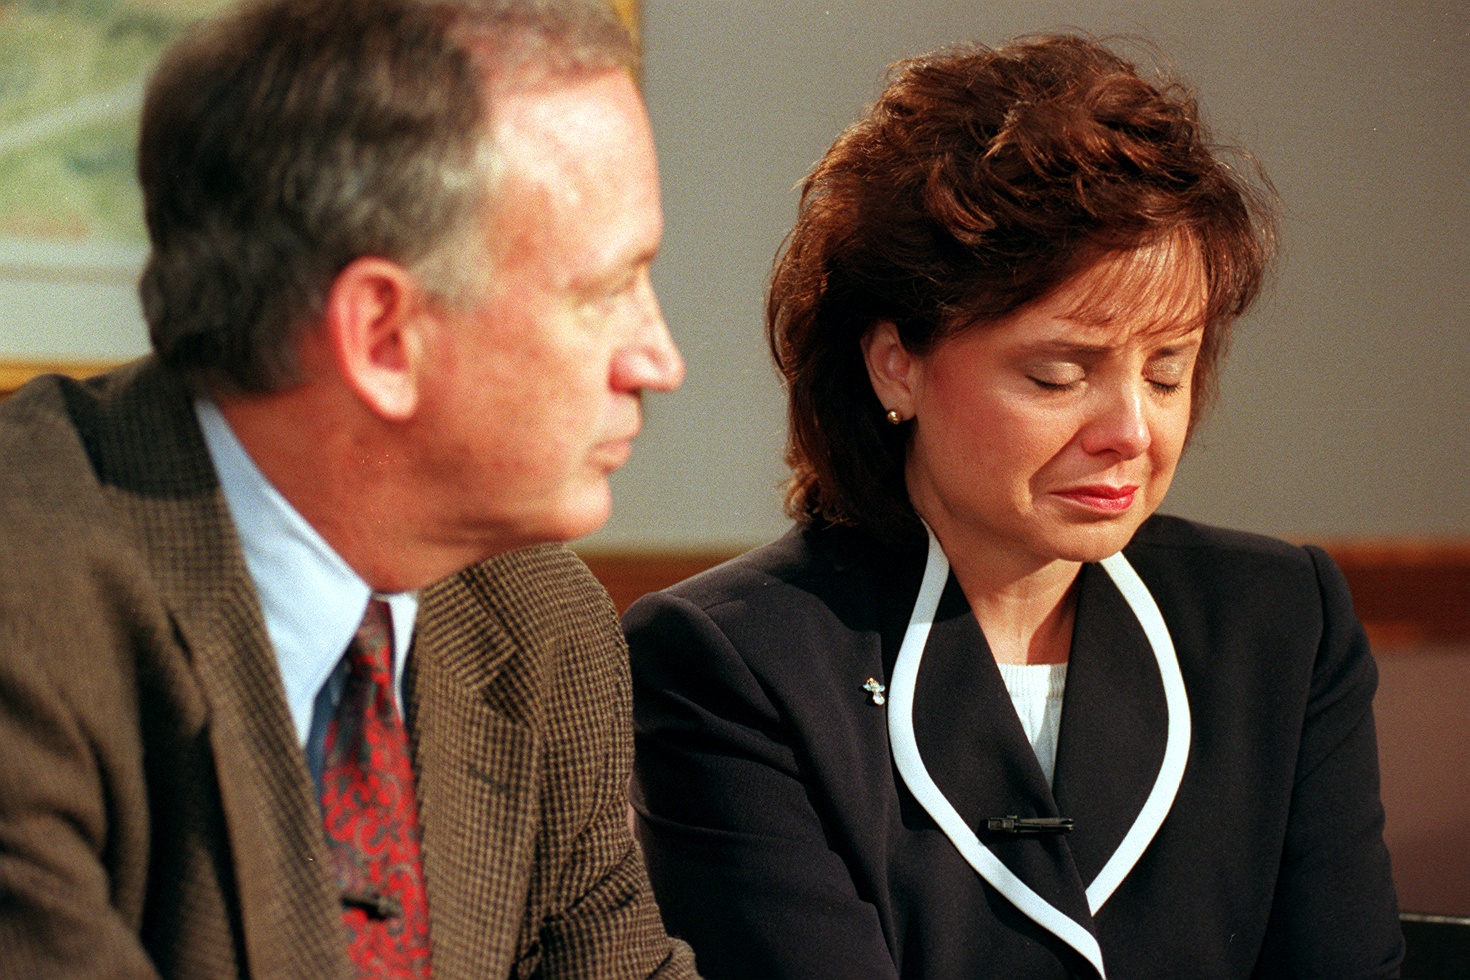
[0, 0, 694, 976]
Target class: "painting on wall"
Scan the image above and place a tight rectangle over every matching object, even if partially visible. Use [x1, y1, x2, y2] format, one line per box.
[0, 0, 235, 283]
[0, 0, 639, 284]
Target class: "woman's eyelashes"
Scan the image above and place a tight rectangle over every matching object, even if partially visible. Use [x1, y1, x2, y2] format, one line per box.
[1146, 354, 1193, 394]
[1023, 362, 1191, 395]
[1026, 363, 1086, 391]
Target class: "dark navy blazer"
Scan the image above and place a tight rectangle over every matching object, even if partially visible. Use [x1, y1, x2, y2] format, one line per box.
[626, 515, 1403, 979]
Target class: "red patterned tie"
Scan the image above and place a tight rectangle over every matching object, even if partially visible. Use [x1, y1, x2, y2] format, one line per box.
[320, 599, 432, 977]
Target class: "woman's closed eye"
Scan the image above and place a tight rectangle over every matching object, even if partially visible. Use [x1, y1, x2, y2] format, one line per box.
[1027, 364, 1086, 391]
[1146, 354, 1193, 394]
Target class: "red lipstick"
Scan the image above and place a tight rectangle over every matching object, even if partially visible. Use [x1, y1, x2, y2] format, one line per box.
[1053, 484, 1138, 514]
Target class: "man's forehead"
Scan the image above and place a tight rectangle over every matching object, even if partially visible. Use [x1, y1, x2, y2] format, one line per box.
[476, 66, 659, 283]
[485, 66, 645, 178]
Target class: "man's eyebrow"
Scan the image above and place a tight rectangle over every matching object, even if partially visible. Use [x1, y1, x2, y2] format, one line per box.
[581, 241, 660, 284]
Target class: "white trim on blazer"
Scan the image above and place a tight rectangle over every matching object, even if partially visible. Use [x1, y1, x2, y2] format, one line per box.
[887, 527, 1192, 979]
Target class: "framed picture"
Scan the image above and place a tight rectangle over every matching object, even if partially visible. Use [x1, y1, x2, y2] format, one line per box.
[0, 0, 235, 393]
[0, 1, 237, 278]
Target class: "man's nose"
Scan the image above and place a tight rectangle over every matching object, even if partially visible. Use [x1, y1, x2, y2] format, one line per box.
[613, 281, 684, 394]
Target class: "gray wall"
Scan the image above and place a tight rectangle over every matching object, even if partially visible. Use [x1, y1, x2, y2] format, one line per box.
[586, 0, 1469, 550]
[0, 274, 148, 362]
[2, 1, 1465, 551]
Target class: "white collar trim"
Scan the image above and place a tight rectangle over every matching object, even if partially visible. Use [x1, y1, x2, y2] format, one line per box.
[885, 526, 1191, 979]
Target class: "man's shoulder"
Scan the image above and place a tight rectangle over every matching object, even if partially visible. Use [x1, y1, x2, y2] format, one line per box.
[0, 362, 210, 752]
[0, 359, 226, 634]
[1, 369, 98, 501]
[0, 363, 141, 557]
[425, 544, 619, 648]
[0, 357, 203, 501]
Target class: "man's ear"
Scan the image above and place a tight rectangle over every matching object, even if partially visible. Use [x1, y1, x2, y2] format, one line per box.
[322, 257, 431, 422]
[860, 320, 918, 419]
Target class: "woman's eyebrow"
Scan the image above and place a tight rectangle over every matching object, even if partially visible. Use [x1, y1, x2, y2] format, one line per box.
[1015, 339, 1114, 357]
[1013, 333, 1203, 359]
[1149, 334, 1206, 357]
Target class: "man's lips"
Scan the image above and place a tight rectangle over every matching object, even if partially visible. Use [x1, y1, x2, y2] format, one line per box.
[595, 410, 643, 470]
[1052, 484, 1138, 514]
[595, 438, 635, 469]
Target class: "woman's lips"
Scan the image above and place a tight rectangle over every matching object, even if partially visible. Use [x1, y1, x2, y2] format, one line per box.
[1052, 484, 1138, 514]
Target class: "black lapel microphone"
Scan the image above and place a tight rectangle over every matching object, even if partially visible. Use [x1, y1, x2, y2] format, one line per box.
[984, 816, 1075, 835]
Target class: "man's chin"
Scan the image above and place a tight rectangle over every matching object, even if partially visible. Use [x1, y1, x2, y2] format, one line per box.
[532, 484, 616, 547]
[446, 484, 613, 565]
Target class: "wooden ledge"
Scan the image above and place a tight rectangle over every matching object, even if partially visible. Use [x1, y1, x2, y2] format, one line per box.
[0, 359, 118, 398]
[1313, 540, 1470, 650]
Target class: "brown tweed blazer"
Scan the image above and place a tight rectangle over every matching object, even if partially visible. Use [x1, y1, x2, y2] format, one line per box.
[0, 359, 697, 979]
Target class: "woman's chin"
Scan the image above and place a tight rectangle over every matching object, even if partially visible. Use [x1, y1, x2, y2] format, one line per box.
[1042, 516, 1149, 564]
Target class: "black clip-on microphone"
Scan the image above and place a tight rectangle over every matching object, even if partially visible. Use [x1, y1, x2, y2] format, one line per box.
[984, 816, 1075, 835]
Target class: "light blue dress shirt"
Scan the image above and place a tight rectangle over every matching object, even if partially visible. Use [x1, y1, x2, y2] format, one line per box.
[194, 399, 418, 785]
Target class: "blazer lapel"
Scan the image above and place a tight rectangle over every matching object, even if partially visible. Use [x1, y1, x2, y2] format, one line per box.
[409, 553, 550, 979]
[1052, 562, 1167, 890]
[1055, 553, 1191, 914]
[96, 362, 348, 978]
[911, 576, 1094, 931]
[886, 529, 1107, 977]
[170, 593, 351, 979]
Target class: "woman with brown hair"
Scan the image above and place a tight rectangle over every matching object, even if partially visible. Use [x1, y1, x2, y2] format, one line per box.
[626, 34, 1402, 979]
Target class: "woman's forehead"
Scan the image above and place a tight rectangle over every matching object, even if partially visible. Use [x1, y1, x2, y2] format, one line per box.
[1055, 235, 1209, 336]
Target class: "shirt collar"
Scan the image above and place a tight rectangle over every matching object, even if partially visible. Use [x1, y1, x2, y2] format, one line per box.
[194, 398, 418, 745]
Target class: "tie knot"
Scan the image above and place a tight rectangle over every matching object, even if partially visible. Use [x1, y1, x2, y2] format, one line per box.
[347, 598, 394, 682]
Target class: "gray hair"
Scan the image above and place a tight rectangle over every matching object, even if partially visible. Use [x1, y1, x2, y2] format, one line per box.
[138, 0, 637, 394]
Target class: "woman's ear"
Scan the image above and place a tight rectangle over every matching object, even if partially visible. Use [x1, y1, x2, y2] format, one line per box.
[860, 320, 918, 420]
[322, 257, 431, 422]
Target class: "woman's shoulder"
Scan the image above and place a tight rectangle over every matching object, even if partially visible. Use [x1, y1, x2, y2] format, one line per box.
[622, 522, 895, 661]
[1127, 513, 1331, 578]
[1129, 513, 1311, 562]
[646, 522, 877, 613]
[1125, 513, 1348, 619]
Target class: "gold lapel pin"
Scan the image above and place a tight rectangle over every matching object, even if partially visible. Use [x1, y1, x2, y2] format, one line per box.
[862, 677, 887, 706]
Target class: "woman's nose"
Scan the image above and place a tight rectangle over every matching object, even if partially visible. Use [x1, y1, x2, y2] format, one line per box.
[1079, 382, 1152, 459]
